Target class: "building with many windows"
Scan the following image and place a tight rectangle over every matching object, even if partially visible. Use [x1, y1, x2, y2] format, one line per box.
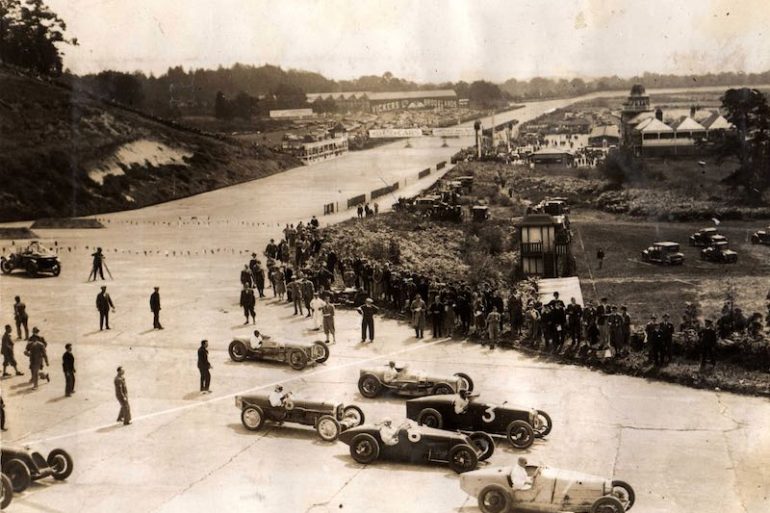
[306, 89, 458, 113]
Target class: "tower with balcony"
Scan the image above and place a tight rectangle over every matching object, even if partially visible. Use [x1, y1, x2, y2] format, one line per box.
[518, 213, 574, 278]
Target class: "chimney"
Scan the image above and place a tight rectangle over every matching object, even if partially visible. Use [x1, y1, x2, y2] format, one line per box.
[690, 106, 696, 118]
[655, 108, 663, 121]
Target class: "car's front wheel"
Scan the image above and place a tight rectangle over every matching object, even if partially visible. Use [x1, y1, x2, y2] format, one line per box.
[288, 349, 308, 370]
[316, 415, 341, 442]
[3, 459, 31, 493]
[350, 433, 380, 464]
[506, 420, 535, 449]
[51, 262, 61, 277]
[343, 405, 365, 426]
[228, 340, 248, 362]
[47, 449, 74, 480]
[534, 410, 552, 438]
[0, 259, 12, 274]
[448, 444, 478, 473]
[611, 480, 635, 510]
[0, 473, 13, 509]
[469, 431, 495, 461]
[241, 406, 264, 431]
[313, 341, 330, 364]
[591, 495, 626, 513]
[358, 375, 382, 398]
[478, 484, 512, 513]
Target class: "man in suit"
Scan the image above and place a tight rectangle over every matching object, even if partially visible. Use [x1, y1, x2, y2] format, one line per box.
[660, 313, 675, 364]
[300, 275, 315, 318]
[239, 284, 256, 324]
[197, 340, 211, 393]
[2, 324, 23, 376]
[96, 286, 115, 330]
[25, 327, 49, 389]
[13, 295, 29, 340]
[89, 247, 105, 281]
[252, 259, 266, 298]
[150, 287, 163, 329]
[63, 343, 75, 396]
[114, 366, 131, 425]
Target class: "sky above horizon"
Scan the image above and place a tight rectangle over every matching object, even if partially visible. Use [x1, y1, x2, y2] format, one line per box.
[48, 0, 770, 82]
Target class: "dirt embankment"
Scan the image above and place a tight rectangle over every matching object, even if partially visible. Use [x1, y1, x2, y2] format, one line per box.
[0, 67, 300, 222]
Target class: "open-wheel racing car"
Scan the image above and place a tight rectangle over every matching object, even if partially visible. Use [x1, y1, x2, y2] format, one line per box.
[235, 392, 365, 441]
[1, 445, 74, 493]
[1, 241, 61, 277]
[339, 418, 491, 474]
[358, 363, 473, 398]
[640, 242, 684, 265]
[406, 395, 551, 450]
[750, 227, 770, 245]
[461, 464, 635, 513]
[688, 227, 719, 247]
[700, 239, 738, 264]
[228, 333, 329, 370]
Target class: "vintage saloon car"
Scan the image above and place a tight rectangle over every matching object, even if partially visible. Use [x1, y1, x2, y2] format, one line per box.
[640, 242, 684, 265]
[688, 227, 719, 247]
[339, 419, 489, 474]
[1, 473, 12, 509]
[228, 334, 329, 370]
[358, 363, 473, 398]
[1, 445, 74, 493]
[235, 392, 364, 441]
[406, 395, 551, 450]
[700, 240, 738, 264]
[0, 241, 61, 277]
[750, 227, 770, 245]
[460, 464, 635, 513]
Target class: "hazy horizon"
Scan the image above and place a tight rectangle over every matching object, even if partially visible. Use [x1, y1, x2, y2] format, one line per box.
[49, 0, 770, 83]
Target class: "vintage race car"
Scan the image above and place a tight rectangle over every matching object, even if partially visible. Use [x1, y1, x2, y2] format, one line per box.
[750, 227, 770, 245]
[688, 227, 719, 247]
[358, 364, 473, 398]
[339, 419, 490, 474]
[0, 241, 61, 277]
[228, 334, 329, 370]
[700, 241, 738, 263]
[406, 395, 551, 450]
[1, 473, 12, 509]
[460, 464, 635, 513]
[1, 445, 74, 493]
[640, 242, 684, 265]
[235, 392, 365, 441]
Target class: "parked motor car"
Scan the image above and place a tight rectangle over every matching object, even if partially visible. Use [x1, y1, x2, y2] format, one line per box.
[750, 227, 770, 245]
[405, 395, 551, 450]
[688, 227, 719, 247]
[1, 445, 74, 493]
[700, 240, 738, 263]
[339, 418, 487, 474]
[640, 242, 684, 265]
[1, 473, 12, 509]
[358, 363, 473, 398]
[0, 241, 61, 277]
[228, 333, 329, 370]
[460, 464, 635, 513]
[235, 392, 365, 441]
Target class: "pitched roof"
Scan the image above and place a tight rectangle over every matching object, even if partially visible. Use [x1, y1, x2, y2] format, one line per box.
[701, 111, 733, 130]
[589, 125, 620, 138]
[637, 118, 673, 133]
[627, 111, 654, 125]
[672, 117, 706, 131]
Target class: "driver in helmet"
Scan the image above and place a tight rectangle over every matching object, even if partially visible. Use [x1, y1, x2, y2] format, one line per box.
[383, 360, 401, 383]
[452, 389, 471, 414]
[379, 417, 399, 446]
[268, 385, 291, 408]
[510, 457, 533, 490]
[250, 329, 264, 349]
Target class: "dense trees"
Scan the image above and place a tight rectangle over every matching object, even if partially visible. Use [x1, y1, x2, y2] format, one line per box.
[0, 0, 75, 74]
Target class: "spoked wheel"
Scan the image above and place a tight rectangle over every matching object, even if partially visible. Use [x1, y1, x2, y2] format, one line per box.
[47, 449, 74, 480]
[454, 372, 474, 392]
[591, 496, 626, 513]
[288, 349, 308, 370]
[469, 431, 495, 461]
[316, 415, 341, 442]
[534, 410, 552, 438]
[448, 444, 478, 474]
[313, 341, 330, 364]
[358, 375, 382, 398]
[506, 420, 535, 449]
[611, 480, 636, 510]
[342, 405, 365, 426]
[431, 383, 454, 395]
[241, 406, 264, 431]
[478, 484, 512, 513]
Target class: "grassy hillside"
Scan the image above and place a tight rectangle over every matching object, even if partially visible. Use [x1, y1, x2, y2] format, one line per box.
[0, 67, 299, 222]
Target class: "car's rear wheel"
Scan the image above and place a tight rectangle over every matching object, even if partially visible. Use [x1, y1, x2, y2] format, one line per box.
[534, 410, 552, 438]
[416, 408, 443, 429]
[228, 340, 248, 362]
[591, 495, 626, 513]
[350, 433, 380, 464]
[316, 415, 341, 442]
[478, 484, 512, 513]
[506, 420, 535, 449]
[431, 382, 454, 395]
[51, 262, 61, 277]
[26, 260, 38, 277]
[454, 372, 474, 392]
[3, 459, 31, 493]
[358, 375, 382, 398]
[0, 259, 12, 274]
[448, 444, 478, 473]
[611, 480, 636, 510]
[0, 472, 12, 509]
[241, 406, 264, 431]
[343, 405, 365, 426]
[313, 341, 330, 364]
[469, 431, 495, 461]
[47, 448, 74, 480]
[288, 349, 307, 370]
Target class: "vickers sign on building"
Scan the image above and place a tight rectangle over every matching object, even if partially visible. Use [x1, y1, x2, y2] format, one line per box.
[368, 128, 424, 139]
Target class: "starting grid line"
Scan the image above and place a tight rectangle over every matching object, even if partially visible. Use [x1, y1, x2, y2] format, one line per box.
[22, 337, 450, 446]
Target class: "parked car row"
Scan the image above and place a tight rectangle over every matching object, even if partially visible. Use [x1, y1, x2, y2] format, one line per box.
[641, 225, 759, 266]
[233, 358, 634, 513]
